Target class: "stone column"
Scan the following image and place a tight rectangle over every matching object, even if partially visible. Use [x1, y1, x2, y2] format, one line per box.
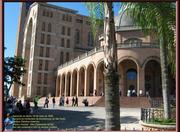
[93, 68, 97, 96]
[64, 74, 67, 96]
[137, 67, 145, 96]
[76, 71, 80, 97]
[59, 76, 63, 96]
[84, 69, 87, 96]
[70, 73, 73, 96]
[19, 86, 22, 98]
[55, 76, 59, 97]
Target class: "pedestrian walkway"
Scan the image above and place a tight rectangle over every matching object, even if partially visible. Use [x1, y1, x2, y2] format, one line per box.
[32, 104, 142, 131]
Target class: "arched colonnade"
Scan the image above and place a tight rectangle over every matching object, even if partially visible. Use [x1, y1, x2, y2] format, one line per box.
[56, 57, 162, 98]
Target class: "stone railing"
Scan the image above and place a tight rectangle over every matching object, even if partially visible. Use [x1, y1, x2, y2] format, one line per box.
[58, 42, 159, 70]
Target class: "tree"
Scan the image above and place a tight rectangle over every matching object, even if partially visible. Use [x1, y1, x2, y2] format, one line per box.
[123, 2, 175, 119]
[4, 56, 26, 98]
[85, 2, 120, 130]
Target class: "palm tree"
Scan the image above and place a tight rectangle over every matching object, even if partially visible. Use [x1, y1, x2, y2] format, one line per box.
[85, 2, 120, 130]
[123, 2, 175, 119]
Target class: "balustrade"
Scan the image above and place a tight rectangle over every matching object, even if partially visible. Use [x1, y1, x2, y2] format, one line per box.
[58, 42, 159, 70]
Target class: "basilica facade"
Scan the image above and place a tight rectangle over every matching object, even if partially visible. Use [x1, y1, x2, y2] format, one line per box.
[13, 2, 163, 100]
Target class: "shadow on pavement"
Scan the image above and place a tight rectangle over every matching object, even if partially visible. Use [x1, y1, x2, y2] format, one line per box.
[121, 116, 139, 124]
[14, 107, 105, 131]
[13, 107, 140, 131]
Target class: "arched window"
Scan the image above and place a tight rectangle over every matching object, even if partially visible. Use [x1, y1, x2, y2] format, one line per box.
[50, 12, 53, 18]
[46, 35, 51, 45]
[75, 29, 80, 45]
[48, 23, 51, 32]
[124, 38, 142, 45]
[88, 32, 94, 46]
[66, 52, 69, 62]
[62, 26, 65, 35]
[42, 22, 45, 31]
[60, 52, 64, 65]
[66, 39, 70, 48]
[40, 33, 45, 44]
[126, 69, 137, 80]
[43, 10, 46, 16]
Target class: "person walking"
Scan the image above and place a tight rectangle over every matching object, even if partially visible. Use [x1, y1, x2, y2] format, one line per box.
[59, 97, 62, 106]
[72, 97, 75, 106]
[52, 97, 56, 108]
[44, 97, 49, 108]
[75, 96, 78, 107]
[66, 97, 69, 106]
[34, 96, 39, 109]
[26, 100, 31, 114]
[62, 95, 65, 106]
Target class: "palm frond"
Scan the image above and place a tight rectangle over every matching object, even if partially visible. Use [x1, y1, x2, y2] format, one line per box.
[84, 2, 104, 43]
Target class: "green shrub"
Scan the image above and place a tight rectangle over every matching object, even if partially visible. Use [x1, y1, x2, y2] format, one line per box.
[148, 118, 176, 125]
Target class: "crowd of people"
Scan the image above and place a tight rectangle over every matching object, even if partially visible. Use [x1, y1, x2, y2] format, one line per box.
[4, 96, 33, 131]
[5, 96, 32, 115]
[46, 96, 80, 107]
[43, 96, 90, 107]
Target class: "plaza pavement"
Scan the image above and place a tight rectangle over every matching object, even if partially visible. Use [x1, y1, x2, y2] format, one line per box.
[30, 104, 142, 131]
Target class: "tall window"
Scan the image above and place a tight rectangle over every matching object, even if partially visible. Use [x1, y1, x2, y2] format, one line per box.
[45, 60, 49, 71]
[69, 16, 72, 22]
[46, 47, 50, 57]
[66, 52, 69, 62]
[62, 26, 65, 35]
[43, 87, 47, 96]
[48, 23, 51, 32]
[50, 12, 53, 18]
[62, 14, 65, 20]
[42, 22, 45, 31]
[39, 47, 44, 57]
[61, 38, 64, 47]
[37, 87, 41, 95]
[67, 28, 71, 36]
[37, 73, 42, 84]
[65, 14, 68, 21]
[40, 33, 45, 44]
[46, 35, 51, 45]
[75, 29, 80, 45]
[88, 32, 94, 46]
[44, 73, 48, 84]
[38, 59, 43, 70]
[43, 10, 45, 16]
[60, 52, 64, 65]
[47, 11, 49, 17]
[66, 39, 70, 48]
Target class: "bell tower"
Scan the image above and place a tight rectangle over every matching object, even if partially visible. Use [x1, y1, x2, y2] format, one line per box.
[13, 2, 34, 97]
[15, 2, 34, 56]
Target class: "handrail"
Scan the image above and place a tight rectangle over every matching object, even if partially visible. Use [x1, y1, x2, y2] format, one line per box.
[58, 42, 159, 70]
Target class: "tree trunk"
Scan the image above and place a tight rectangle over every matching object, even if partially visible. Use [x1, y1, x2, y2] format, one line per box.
[160, 36, 171, 119]
[105, 71, 120, 130]
[103, 2, 120, 130]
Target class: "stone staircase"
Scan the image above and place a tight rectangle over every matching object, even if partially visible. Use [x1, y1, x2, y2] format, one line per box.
[37, 96, 151, 108]
[94, 96, 151, 108]
[38, 96, 102, 107]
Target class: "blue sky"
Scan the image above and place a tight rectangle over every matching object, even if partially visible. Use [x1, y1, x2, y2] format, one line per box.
[4, 2, 121, 57]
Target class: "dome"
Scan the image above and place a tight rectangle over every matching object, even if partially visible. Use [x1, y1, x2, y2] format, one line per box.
[115, 9, 135, 27]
